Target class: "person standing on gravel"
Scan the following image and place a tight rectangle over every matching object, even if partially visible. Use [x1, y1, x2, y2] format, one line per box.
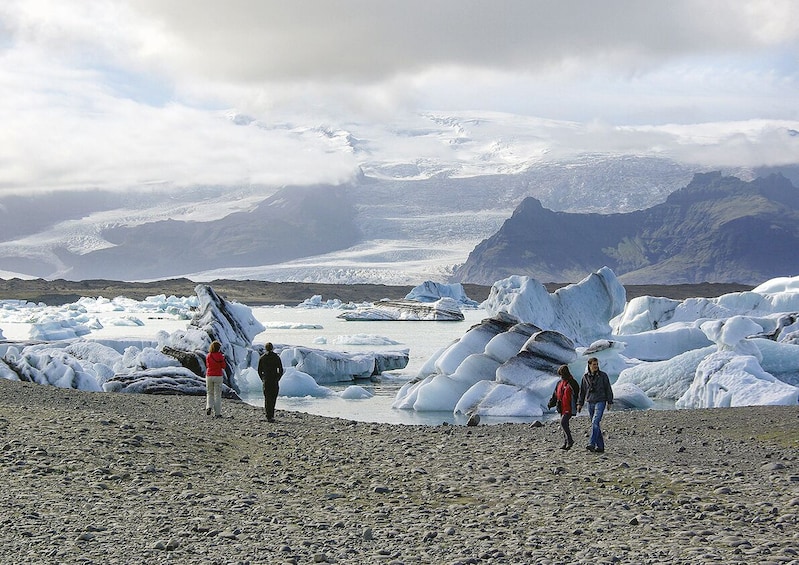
[258, 342, 284, 422]
[205, 340, 226, 418]
[577, 357, 613, 453]
[549, 365, 580, 450]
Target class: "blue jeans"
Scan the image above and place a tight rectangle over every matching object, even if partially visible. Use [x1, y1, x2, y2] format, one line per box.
[588, 401, 606, 450]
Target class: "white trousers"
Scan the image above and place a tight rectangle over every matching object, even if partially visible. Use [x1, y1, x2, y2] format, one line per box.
[206, 376, 223, 416]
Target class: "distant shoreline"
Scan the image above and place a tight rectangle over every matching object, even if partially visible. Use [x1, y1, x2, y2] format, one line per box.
[0, 278, 753, 306]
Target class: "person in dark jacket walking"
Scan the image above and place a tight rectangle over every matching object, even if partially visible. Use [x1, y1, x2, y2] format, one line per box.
[258, 342, 284, 422]
[548, 365, 581, 450]
[577, 357, 613, 453]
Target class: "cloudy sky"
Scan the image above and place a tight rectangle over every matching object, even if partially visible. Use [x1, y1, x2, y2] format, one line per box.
[1, 0, 797, 194]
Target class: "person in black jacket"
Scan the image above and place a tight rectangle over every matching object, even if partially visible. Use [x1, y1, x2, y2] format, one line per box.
[577, 357, 613, 453]
[257, 342, 284, 422]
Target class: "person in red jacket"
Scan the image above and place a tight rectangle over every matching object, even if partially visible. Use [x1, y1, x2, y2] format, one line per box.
[205, 340, 226, 418]
[548, 365, 580, 450]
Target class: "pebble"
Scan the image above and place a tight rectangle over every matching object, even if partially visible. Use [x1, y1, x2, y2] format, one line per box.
[0, 379, 796, 564]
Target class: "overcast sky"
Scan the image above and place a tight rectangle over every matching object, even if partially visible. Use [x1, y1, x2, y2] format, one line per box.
[1, 0, 797, 194]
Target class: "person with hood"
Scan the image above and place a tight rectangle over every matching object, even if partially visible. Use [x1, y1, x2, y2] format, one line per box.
[548, 364, 580, 450]
[258, 342, 284, 422]
[205, 340, 226, 418]
[577, 357, 613, 453]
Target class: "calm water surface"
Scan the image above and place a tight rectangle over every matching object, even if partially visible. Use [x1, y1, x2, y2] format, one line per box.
[245, 307, 495, 425]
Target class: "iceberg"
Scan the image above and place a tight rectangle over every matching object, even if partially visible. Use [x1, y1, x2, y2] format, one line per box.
[0, 285, 410, 397]
[337, 298, 464, 321]
[278, 368, 335, 398]
[404, 281, 479, 307]
[483, 266, 626, 347]
[676, 352, 799, 408]
[278, 345, 409, 384]
[395, 267, 799, 418]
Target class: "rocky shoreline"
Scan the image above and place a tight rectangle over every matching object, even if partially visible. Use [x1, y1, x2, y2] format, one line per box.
[0, 379, 796, 564]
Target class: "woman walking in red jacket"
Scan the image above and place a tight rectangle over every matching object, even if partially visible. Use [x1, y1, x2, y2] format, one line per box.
[205, 340, 226, 418]
[549, 365, 580, 450]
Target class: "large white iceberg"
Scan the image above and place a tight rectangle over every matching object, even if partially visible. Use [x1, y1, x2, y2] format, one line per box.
[483, 266, 626, 347]
[395, 267, 799, 418]
[393, 269, 638, 418]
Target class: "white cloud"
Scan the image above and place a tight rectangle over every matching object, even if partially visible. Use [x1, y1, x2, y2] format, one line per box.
[0, 0, 797, 194]
[0, 49, 358, 192]
[129, 0, 799, 81]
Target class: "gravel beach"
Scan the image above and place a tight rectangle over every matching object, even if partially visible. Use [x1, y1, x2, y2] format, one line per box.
[0, 379, 797, 565]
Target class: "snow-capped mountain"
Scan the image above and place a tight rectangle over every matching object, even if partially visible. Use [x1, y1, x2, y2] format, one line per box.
[1, 112, 797, 284]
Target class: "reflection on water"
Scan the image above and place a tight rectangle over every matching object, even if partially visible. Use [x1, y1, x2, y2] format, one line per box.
[244, 391, 467, 426]
[242, 382, 677, 427]
[241, 379, 466, 426]
[241, 384, 559, 426]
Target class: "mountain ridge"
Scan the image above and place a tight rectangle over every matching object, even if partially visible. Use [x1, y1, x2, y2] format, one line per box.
[452, 172, 799, 285]
[0, 154, 704, 283]
[1, 145, 797, 284]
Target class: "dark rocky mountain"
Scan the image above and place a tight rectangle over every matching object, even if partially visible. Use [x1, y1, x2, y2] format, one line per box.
[64, 184, 360, 280]
[754, 164, 799, 189]
[451, 172, 799, 285]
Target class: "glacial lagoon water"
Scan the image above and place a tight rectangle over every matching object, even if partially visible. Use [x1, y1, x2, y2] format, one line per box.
[0, 299, 672, 426]
[245, 306, 500, 426]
